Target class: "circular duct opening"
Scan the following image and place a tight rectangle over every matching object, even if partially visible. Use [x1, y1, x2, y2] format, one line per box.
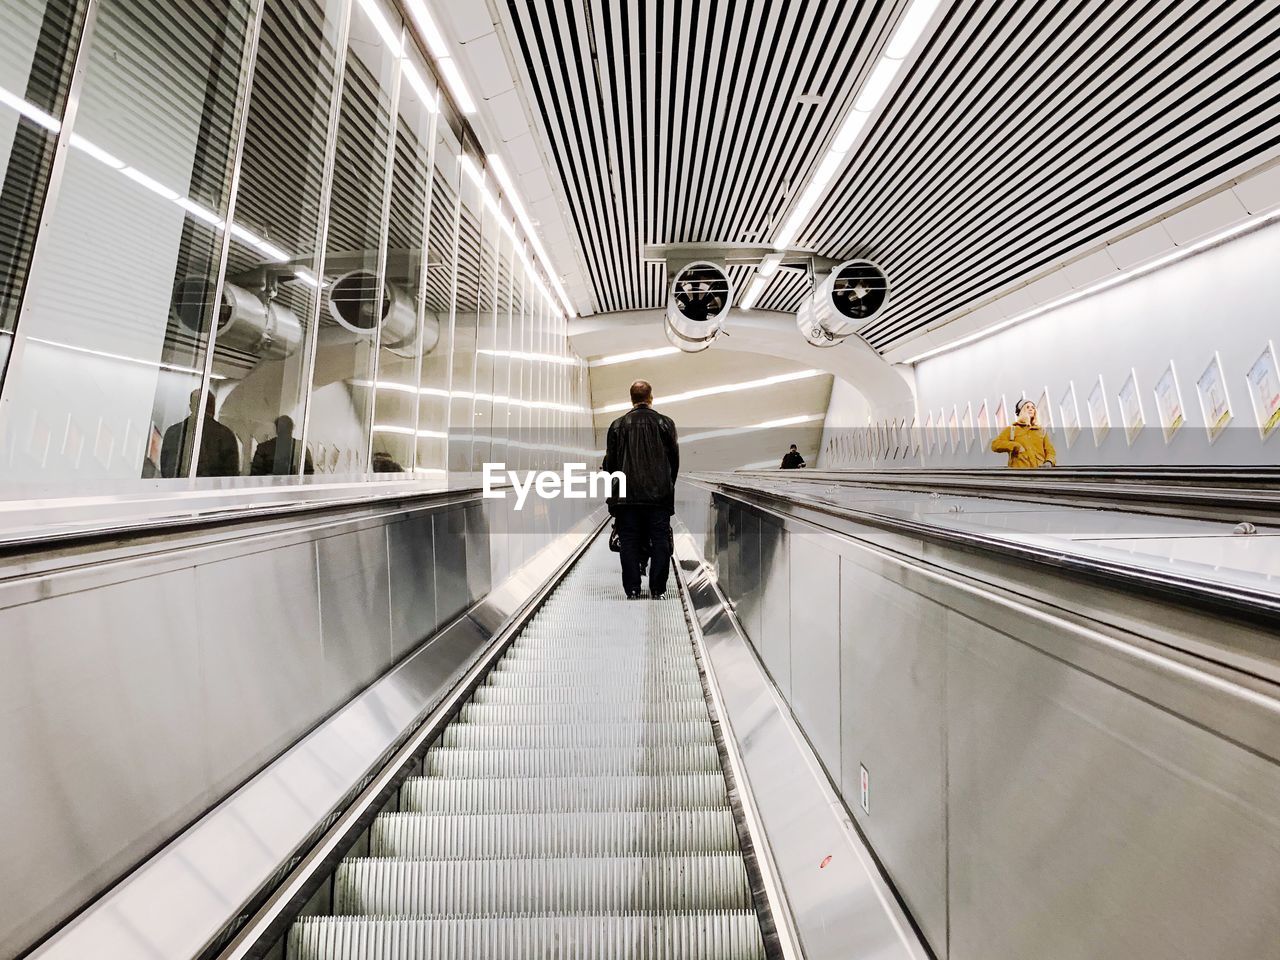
[830, 260, 888, 320]
[328, 270, 383, 332]
[666, 260, 732, 353]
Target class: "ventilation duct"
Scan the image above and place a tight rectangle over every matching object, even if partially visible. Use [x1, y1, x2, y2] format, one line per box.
[327, 270, 437, 358]
[797, 259, 888, 348]
[172, 278, 303, 361]
[665, 260, 732, 353]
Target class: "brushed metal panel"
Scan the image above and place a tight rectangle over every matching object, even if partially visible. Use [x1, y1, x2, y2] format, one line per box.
[947, 610, 1280, 960]
[840, 557, 948, 957]
[195, 542, 325, 791]
[0, 569, 205, 959]
[464, 502, 492, 603]
[788, 531, 841, 776]
[317, 526, 393, 701]
[433, 506, 469, 624]
[388, 512, 437, 659]
[735, 508, 763, 644]
[758, 514, 792, 695]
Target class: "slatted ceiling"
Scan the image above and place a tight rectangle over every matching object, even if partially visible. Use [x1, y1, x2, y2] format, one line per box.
[505, 0, 897, 314]
[424, 169, 457, 312]
[797, 0, 1280, 350]
[501, 0, 1280, 355]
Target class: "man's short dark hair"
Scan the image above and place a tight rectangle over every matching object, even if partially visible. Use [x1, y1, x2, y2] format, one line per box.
[630, 380, 653, 404]
[789, 444, 797, 450]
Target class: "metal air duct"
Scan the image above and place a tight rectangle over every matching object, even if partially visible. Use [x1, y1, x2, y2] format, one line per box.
[172, 277, 303, 361]
[664, 260, 732, 353]
[796, 259, 888, 348]
[327, 270, 437, 358]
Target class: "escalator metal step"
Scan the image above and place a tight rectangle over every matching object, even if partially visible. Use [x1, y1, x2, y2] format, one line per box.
[438, 721, 712, 749]
[288, 912, 765, 959]
[370, 809, 740, 857]
[458, 701, 711, 724]
[399, 774, 729, 813]
[333, 854, 754, 914]
[469, 685, 706, 705]
[423, 745, 723, 777]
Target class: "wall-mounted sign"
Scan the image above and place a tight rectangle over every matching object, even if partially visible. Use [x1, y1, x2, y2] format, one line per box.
[1196, 352, 1232, 444]
[1087, 375, 1111, 447]
[1153, 362, 1185, 444]
[1245, 340, 1280, 441]
[1117, 369, 1144, 446]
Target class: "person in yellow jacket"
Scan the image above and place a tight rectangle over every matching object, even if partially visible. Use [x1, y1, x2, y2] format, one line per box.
[991, 398, 1057, 468]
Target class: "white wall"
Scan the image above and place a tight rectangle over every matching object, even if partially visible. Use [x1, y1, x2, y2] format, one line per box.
[912, 219, 1280, 467]
[816, 377, 872, 468]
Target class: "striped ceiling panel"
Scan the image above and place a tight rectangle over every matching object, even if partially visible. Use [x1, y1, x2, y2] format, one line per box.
[502, 0, 1280, 351]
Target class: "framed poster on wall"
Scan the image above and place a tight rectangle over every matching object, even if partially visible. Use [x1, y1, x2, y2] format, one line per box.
[962, 402, 975, 450]
[976, 398, 990, 441]
[1058, 381, 1081, 449]
[1245, 340, 1280, 441]
[1196, 352, 1232, 444]
[1117, 369, 1144, 446]
[1036, 386, 1053, 429]
[1087, 375, 1111, 447]
[1153, 362, 1185, 444]
[993, 395, 1008, 431]
[948, 406, 960, 451]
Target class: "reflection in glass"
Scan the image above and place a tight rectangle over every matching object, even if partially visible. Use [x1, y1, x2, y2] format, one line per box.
[0, 0, 252, 486]
[307, 0, 400, 477]
[470, 181, 499, 470]
[0, 0, 87, 392]
[448, 158, 481, 476]
[217, 0, 347, 477]
[371, 46, 437, 475]
[416, 114, 459, 477]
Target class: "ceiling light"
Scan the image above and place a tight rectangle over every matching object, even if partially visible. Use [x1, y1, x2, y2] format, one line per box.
[884, 0, 944, 59]
[593, 369, 826, 414]
[173, 196, 224, 227]
[487, 153, 577, 317]
[854, 57, 903, 112]
[681, 413, 824, 444]
[438, 57, 476, 113]
[354, 0, 403, 55]
[589, 346, 680, 367]
[69, 134, 123, 168]
[0, 85, 60, 132]
[401, 60, 438, 110]
[120, 166, 179, 201]
[738, 274, 768, 310]
[829, 108, 869, 153]
[404, 0, 449, 57]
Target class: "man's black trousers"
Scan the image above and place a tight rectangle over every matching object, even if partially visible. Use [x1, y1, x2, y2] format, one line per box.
[614, 505, 672, 597]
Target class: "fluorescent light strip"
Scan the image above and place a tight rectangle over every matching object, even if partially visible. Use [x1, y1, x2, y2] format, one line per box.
[589, 346, 680, 367]
[903, 207, 1280, 364]
[681, 413, 824, 444]
[770, 0, 941, 250]
[354, 0, 403, 56]
[70, 133, 123, 168]
[27, 336, 226, 379]
[593, 369, 825, 414]
[0, 85, 60, 132]
[487, 153, 577, 318]
[401, 60, 439, 111]
[438, 57, 476, 113]
[372, 424, 447, 438]
[479, 348, 576, 365]
[738, 274, 768, 311]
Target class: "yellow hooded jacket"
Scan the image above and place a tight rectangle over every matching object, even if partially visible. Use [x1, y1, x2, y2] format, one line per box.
[991, 423, 1056, 469]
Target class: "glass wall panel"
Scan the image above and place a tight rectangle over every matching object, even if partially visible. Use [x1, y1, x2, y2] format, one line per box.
[469, 188, 498, 471]
[0, 0, 87, 389]
[218, 0, 346, 478]
[0, 0, 252, 487]
[490, 236, 513, 466]
[370, 44, 436, 475]
[306, 0, 400, 477]
[447, 156, 481, 477]
[415, 112, 459, 477]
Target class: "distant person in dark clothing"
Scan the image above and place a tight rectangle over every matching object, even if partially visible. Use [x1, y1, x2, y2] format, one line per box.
[371, 450, 405, 473]
[780, 444, 805, 469]
[250, 415, 314, 476]
[602, 379, 679, 599]
[161, 389, 240, 478]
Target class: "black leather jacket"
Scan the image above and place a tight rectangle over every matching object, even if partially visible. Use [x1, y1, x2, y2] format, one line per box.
[602, 405, 679, 514]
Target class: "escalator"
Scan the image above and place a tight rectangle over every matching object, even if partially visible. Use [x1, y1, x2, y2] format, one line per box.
[287, 535, 769, 958]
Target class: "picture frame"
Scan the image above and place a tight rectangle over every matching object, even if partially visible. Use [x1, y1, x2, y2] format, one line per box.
[1152, 361, 1185, 444]
[1244, 340, 1280, 441]
[1036, 385, 1053, 429]
[1087, 374, 1111, 447]
[1058, 381, 1081, 449]
[976, 398, 990, 442]
[1195, 352, 1232, 445]
[961, 402, 975, 451]
[948, 406, 960, 452]
[1117, 369, 1144, 446]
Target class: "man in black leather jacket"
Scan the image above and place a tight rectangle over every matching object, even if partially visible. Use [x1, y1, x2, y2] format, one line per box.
[601, 379, 679, 599]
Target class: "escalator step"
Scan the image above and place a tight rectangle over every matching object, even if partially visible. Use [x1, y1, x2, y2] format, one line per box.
[423, 745, 723, 777]
[287, 912, 765, 959]
[333, 854, 753, 915]
[469, 685, 707, 705]
[399, 774, 729, 813]
[370, 810, 740, 857]
[458, 701, 711, 724]
[438, 721, 712, 749]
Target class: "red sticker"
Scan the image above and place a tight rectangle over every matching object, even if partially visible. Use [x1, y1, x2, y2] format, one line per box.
[819, 855, 833, 869]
